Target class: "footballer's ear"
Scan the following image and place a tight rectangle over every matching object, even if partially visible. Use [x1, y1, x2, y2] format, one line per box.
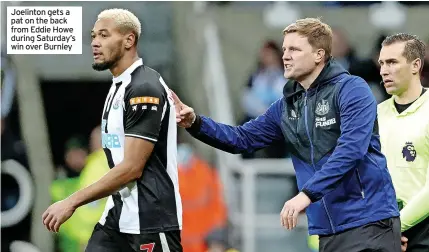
[124, 32, 136, 49]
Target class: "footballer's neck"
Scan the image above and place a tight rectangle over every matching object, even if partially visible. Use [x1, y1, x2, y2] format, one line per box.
[110, 52, 139, 78]
[395, 77, 423, 104]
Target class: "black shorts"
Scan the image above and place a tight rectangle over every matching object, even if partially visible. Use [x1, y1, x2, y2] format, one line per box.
[402, 216, 429, 252]
[85, 223, 182, 252]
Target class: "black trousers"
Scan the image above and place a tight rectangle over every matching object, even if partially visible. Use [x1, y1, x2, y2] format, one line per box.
[85, 223, 183, 252]
[402, 216, 429, 252]
[319, 217, 401, 252]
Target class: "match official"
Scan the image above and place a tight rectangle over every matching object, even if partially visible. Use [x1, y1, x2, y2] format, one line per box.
[378, 33, 429, 252]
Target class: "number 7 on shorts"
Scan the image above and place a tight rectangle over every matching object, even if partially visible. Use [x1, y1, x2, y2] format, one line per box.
[140, 243, 155, 252]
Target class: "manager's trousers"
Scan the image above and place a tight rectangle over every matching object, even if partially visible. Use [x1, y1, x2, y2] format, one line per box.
[319, 217, 401, 252]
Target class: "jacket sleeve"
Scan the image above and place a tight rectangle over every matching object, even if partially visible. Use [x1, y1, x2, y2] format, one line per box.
[301, 76, 376, 202]
[186, 99, 284, 154]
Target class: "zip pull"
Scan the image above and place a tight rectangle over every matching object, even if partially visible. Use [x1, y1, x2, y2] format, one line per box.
[361, 191, 365, 199]
[304, 93, 308, 106]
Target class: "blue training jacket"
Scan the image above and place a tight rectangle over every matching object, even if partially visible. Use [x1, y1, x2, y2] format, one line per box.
[186, 59, 399, 235]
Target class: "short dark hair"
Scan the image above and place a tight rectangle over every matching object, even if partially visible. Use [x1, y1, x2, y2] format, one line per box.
[382, 33, 426, 69]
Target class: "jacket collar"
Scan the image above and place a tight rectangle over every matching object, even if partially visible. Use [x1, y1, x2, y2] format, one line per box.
[283, 58, 348, 101]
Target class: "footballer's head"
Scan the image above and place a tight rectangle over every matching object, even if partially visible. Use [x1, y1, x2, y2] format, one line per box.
[91, 8, 141, 71]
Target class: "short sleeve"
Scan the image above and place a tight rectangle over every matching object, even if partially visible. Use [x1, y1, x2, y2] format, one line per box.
[123, 79, 166, 143]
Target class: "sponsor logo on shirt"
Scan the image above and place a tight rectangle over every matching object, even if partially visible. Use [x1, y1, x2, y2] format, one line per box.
[130, 96, 159, 105]
[315, 116, 336, 128]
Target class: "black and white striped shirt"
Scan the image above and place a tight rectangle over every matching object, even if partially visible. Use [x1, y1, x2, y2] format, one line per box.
[98, 58, 182, 234]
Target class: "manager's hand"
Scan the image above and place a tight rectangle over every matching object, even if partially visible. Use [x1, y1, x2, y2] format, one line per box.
[281, 192, 311, 230]
[170, 90, 196, 128]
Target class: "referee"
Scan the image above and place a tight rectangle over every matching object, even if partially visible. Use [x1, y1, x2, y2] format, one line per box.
[42, 8, 183, 252]
[378, 33, 429, 252]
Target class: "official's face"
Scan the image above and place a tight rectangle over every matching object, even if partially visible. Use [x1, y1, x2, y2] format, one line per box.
[379, 42, 420, 96]
[282, 32, 325, 82]
[90, 18, 126, 71]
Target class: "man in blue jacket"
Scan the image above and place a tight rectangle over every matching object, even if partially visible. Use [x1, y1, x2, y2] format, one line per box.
[173, 18, 401, 251]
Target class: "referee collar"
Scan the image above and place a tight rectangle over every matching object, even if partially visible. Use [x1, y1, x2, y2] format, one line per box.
[112, 58, 143, 84]
[388, 87, 429, 116]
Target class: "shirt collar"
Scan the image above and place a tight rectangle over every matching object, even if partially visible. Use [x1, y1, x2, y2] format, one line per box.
[112, 58, 143, 84]
[389, 88, 429, 116]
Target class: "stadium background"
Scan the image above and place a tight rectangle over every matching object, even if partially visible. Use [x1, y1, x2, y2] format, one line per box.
[1, 1, 429, 252]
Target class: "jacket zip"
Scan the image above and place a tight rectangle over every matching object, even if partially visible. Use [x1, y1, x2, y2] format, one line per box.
[304, 92, 336, 233]
[356, 169, 365, 199]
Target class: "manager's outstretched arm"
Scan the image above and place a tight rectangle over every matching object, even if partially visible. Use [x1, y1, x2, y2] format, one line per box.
[172, 91, 285, 154]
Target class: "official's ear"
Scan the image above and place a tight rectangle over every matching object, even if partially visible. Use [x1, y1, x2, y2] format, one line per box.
[411, 58, 422, 75]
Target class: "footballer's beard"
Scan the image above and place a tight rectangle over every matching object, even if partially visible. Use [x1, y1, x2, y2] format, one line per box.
[92, 60, 115, 71]
[92, 52, 122, 71]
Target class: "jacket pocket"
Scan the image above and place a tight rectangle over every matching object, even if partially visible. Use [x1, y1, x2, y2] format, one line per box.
[355, 169, 365, 199]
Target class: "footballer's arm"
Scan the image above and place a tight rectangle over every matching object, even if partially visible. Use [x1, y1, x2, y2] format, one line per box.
[42, 136, 154, 232]
[68, 136, 153, 208]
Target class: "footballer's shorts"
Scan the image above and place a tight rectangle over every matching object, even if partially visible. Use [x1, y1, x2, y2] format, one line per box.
[85, 223, 182, 252]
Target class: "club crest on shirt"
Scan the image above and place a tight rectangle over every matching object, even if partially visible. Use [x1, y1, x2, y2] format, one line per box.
[289, 109, 298, 120]
[112, 94, 122, 110]
[315, 99, 329, 116]
[402, 142, 417, 162]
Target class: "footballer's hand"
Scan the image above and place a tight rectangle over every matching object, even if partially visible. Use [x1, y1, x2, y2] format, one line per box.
[170, 90, 196, 128]
[42, 199, 76, 233]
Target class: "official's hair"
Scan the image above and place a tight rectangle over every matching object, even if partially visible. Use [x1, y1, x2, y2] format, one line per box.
[382, 33, 426, 71]
[283, 17, 333, 62]
[97, 8, 141, 44]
